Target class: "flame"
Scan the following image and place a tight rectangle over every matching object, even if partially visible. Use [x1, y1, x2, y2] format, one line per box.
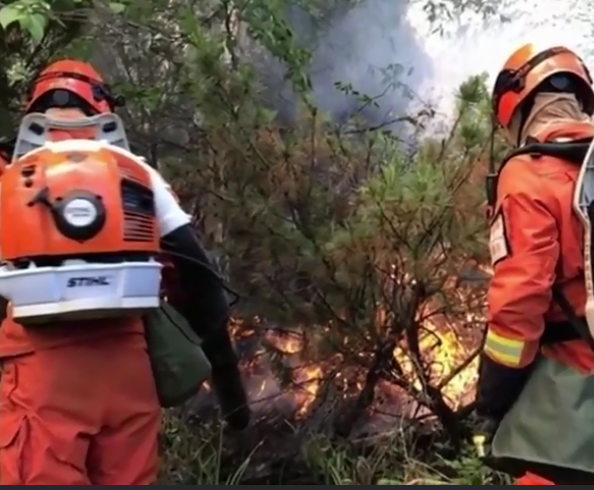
[223, 264, 487, 420]
[294, 365, 323, 416]
[265, 329, 304, 354]
[393, 319, 479, 409]
[230, 317, 256, 338]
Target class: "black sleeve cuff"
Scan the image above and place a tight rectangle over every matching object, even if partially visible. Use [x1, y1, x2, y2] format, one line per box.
[475, 353, 533, 420]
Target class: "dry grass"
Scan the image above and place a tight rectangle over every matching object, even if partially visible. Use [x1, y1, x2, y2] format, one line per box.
[158, 410, 512, 485]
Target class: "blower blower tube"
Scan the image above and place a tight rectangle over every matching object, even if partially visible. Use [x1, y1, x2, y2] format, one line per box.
[161, 224, 250, 430]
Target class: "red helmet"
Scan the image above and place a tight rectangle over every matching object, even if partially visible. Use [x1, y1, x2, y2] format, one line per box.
[26, 59, 124, 115]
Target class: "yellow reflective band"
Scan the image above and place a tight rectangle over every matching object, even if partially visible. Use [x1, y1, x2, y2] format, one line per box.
[484, 329, 524, 366]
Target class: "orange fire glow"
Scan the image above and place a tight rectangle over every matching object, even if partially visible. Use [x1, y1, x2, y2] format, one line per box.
[226, 266, 488, 420]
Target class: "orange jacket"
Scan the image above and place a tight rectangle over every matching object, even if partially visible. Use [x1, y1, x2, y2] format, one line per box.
[485, 120, 594, 373]
[48, 128, 96, 140]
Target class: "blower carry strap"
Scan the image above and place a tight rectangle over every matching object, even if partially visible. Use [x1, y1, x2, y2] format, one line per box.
[486, 138, 592, 209]
[551, 285, 594, 352]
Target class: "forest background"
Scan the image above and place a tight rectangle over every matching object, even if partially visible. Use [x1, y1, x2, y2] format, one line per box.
[0, 0, 513, 484]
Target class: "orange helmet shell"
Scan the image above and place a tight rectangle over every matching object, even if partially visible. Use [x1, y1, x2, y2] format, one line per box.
[493, 44, 594, 127]
[27, 59, 113, 114]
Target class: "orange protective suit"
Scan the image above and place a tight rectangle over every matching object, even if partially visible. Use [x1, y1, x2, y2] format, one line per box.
[0, 321, 160, 485]
[0, 175, 173, 484]
[478, 45, 594, 486]
[0, 63, 161, 484]
[517, 472, 555, 485]
[485, 120, 594, 374]
[480, 121, 594, 485]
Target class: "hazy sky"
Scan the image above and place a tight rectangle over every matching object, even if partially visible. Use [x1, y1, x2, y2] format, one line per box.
[407, 0, 594, 118]
[274, 0, 594, 129]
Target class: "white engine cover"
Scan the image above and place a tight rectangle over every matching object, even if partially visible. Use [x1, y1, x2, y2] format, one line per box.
[0, 261, 162, 325]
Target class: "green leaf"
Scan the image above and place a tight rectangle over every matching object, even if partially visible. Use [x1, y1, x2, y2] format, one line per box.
[108, 1, 126, 14]
[19, 12, 47, 44]
[0, 4, 24, 29]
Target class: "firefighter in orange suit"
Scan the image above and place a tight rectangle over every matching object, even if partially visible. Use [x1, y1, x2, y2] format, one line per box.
[0, 60, 248, 485]
[472, 44, 594, 485]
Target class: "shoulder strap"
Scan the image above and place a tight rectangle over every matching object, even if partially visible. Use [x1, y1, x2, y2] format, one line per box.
[501, 138, 592, 172]
[551, 285, 594, 351]
[487, 138, 593, 209]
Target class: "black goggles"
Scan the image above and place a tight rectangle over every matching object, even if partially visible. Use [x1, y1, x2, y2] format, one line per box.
[29, 89, 99, 116]
[545, 73, 576, 92]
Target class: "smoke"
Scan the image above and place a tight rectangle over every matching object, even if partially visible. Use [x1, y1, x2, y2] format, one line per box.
[306, 0, 433, 129]
[266, 0, 594, 130]
[409, 0, 594, 120]
[266, 0, 433, 131]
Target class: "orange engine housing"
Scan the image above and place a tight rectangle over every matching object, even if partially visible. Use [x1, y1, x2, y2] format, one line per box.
[0, 141, 160, 263]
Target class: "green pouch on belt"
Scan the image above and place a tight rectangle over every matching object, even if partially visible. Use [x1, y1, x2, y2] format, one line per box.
[143, 301, 211, 408]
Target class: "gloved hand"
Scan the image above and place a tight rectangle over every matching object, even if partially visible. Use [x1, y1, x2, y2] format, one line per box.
[202, 331, 251, 431]
[471, 412, 499, 459]
[211, 365, 250, 430]
[471, 411, 527, 478]
[472, 352, 533, 460]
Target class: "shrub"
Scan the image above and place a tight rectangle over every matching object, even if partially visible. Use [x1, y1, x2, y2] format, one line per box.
[1, 0, 513, 483]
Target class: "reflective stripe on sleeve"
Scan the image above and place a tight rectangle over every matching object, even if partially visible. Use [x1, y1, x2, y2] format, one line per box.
[484, 329, 524, 366]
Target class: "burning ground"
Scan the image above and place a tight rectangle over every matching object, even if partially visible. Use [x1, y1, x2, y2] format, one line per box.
[161, 265, 496, 485]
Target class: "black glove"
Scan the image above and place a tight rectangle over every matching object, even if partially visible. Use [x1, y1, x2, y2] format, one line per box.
[470, 410, 527, 478]
[473, 353, 533, 469]
[202, 331, 251, 431]
[475, 353, 532, 421]
[210, 366, 250, 430]
[471, 411, 499, 459]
